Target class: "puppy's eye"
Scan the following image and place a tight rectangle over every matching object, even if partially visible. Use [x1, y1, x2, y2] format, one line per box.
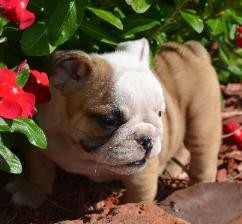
[158, 111, 162, 117]
[95, 116, 120, 130]
[92, 108, 125, 130]
[100, 117, 118, 127]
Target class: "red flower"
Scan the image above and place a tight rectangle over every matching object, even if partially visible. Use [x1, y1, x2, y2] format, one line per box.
[24, 69, 51, 103]
[235, 36, 242, 48]
[0, 68, 36, 119]
[237, 26, 242, 34]
[223, 123, 242, 150]
[0, 0, 29, 9]
[0, 0, 35, 30]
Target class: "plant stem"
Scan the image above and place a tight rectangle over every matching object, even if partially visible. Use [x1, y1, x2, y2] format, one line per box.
[149, 0, 190, 39]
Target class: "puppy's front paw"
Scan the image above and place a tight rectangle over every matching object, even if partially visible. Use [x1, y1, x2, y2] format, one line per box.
[5, 178, 48, 208]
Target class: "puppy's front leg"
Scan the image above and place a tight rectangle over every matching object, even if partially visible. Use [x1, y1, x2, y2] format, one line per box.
[5, 148, 55, 208]
[121, 158, 159, 202]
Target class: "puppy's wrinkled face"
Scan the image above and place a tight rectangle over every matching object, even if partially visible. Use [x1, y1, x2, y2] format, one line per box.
[51, 39, 165, 175]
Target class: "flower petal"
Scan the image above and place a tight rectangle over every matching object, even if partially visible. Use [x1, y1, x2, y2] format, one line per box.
[0, 98, 22, 119]
[237, 26, 242, 34]
[3, 7, 35, 30]
[236, 36, 242, 48]
[0, 68, 17, 85]
[24, 69, 51, 103]
[0, 83, 22, 100]
[19, 91, 36, 118]
[24, 84, 51, 103]
[0, 80, 36, 118]
[30, 70, 49, 86]
[0, 0, 29, 9]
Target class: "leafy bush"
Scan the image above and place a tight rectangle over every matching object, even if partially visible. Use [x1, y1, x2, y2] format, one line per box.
[0, 0, 242, 174]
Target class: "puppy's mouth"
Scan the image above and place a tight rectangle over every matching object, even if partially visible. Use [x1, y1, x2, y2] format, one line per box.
[107, 158, 147, 168]
[126, 158, 147, 167]
[105, 158, 147, 175]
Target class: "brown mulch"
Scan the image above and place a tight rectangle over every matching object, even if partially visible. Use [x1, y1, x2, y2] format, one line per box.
[218, 83, 242, 182]
[0, 83, 241, 224]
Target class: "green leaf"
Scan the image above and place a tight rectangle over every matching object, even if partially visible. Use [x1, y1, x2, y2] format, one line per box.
[10, 118, 47, 149]
[0, 118, 10, 132]
[0, 16, 8, 36]
[229, 24, 237, 40]
[21, 22, 56, 56]
[114, 7, 125, 19]
[180, 10, 204, 33]
[218, 70, 230, 83]
[228, 64, 241, 75]
[219, 46, 230, 64]
[87, 7, 123, 30]
[232, 9, 242, 24]
[206, 18, 225, 35]
[202, 0, 214, 18]
[16, 63, 30, 88]
[0, 143, 22, 174]
[151, 33, 167, 58]
[122, 16, 160, 36]
[80, 21, 118, 46]
[47, 0, 87, 46]
[125, 0, 152, 13]
[155, 32, 167, 46]
[0, 62, 6, 68]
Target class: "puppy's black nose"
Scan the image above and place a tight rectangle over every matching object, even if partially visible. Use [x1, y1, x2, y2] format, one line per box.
[139, 135, 153, 153]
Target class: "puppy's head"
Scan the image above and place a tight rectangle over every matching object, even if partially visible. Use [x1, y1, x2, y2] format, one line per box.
[50, 39, 165, 175]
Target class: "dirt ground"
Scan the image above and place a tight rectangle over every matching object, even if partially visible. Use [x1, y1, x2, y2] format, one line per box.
[0, 83, 241, 224]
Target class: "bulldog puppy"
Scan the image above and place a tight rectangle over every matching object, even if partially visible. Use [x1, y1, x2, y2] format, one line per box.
[6, 39, 221, 208]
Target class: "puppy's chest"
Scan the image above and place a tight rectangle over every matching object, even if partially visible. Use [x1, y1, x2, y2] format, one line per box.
[63, 158, 115, 182]
[43, 132, 116, 182]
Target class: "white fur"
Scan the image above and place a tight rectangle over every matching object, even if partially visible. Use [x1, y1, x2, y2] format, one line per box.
[101, 39, 166, 158]
[116, 38, 150, 68]
[101, 38, 165, 114]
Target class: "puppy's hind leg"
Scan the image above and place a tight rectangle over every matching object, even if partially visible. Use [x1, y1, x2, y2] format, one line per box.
[185, 86, 221, 183]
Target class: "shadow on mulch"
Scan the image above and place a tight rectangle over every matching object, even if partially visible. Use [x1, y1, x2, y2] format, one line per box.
[0, 170, 186, 224]
[0, 171, 122, 224]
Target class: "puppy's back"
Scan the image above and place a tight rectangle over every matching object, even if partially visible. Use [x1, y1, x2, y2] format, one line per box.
[160, 41, 211, 63]
[154, 41, 219, 110]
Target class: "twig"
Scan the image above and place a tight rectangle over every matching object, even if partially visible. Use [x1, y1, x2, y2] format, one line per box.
[222, 126, 241, 138]
[171, 157, 189, 173]
[149, 0, 190, 39]
[45, 198, 72, 213]
[6, 212, 17, 224]
[222, 111, 242, 119]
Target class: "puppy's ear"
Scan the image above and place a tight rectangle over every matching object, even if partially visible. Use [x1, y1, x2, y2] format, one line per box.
[49, 51, 92, 95]
[116, 38, 150, 68]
